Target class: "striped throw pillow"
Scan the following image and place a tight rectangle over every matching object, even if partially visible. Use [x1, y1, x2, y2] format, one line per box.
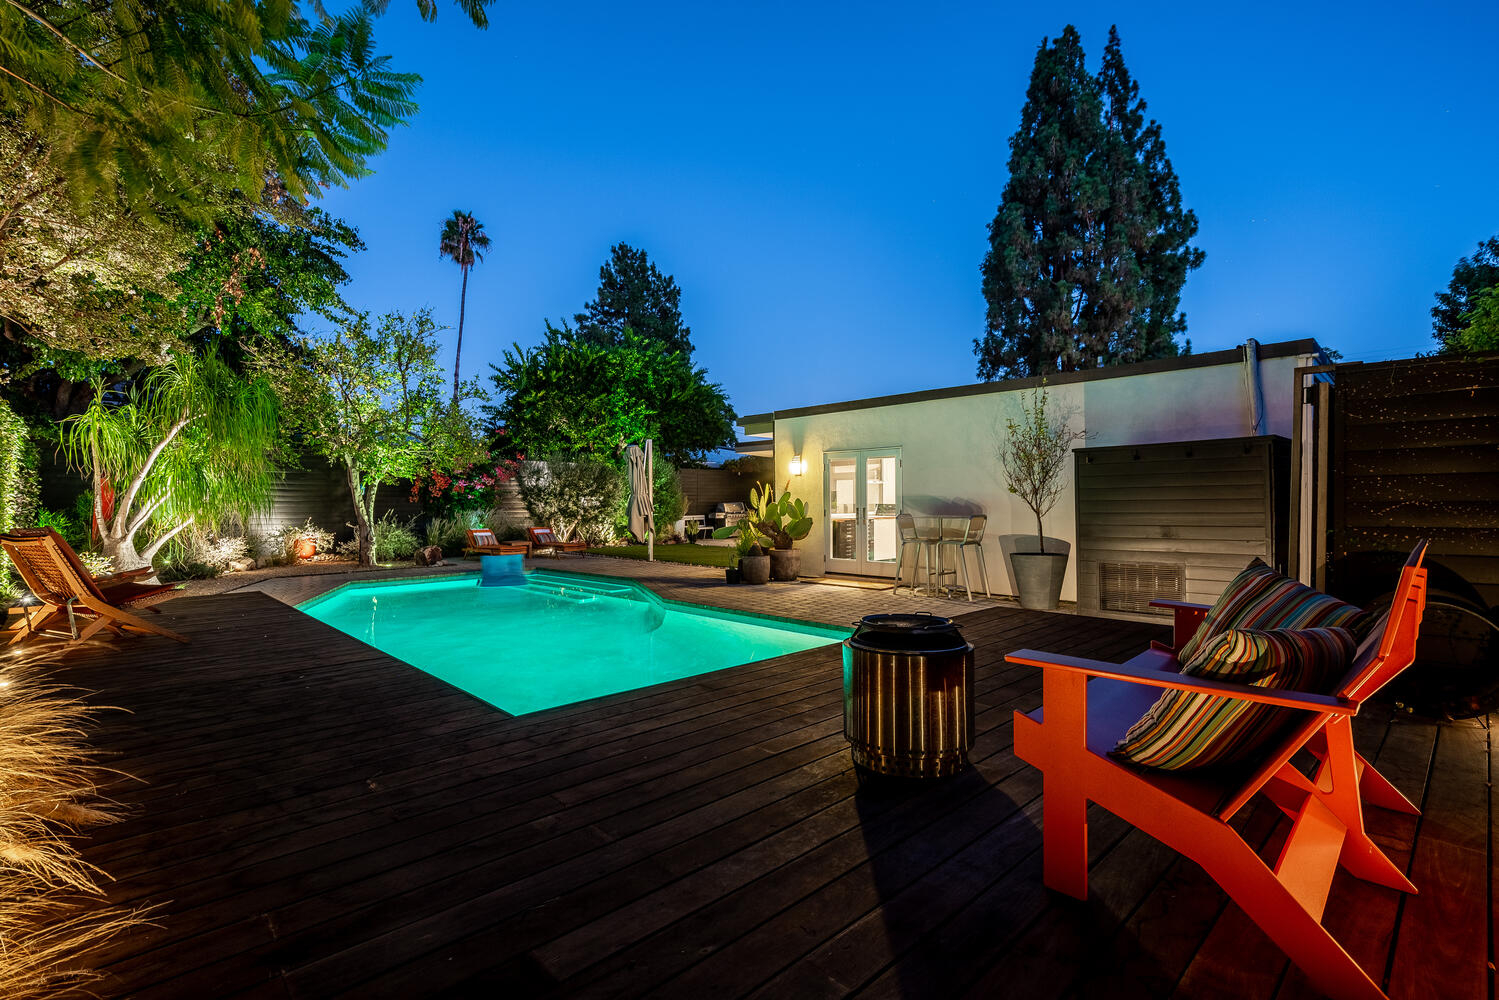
[1113, 626, 1356, 770]
[1177, 560, 1370, 664]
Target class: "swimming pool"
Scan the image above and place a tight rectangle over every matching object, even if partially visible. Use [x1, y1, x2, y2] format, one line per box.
[297, 571, 848, 715]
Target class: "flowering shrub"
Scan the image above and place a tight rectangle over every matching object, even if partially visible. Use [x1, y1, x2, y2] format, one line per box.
[411, 461, 517, 513]
[410, 444, 520, 516]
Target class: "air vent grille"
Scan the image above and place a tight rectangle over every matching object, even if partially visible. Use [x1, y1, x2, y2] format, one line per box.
[1100, 562, 1184, 615]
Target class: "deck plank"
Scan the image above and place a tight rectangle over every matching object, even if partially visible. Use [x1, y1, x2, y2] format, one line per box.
[11, 574, 1480, 1000]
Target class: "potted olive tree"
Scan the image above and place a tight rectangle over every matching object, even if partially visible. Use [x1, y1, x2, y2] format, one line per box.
[997, 387, 1087, 610]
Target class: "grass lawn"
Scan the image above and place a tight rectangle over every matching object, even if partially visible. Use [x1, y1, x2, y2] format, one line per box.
[587, 543, 737, 568]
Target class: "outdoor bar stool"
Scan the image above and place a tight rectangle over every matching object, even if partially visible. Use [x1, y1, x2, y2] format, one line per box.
[936, 514, 992, 602]
[892, 513, 925, 595]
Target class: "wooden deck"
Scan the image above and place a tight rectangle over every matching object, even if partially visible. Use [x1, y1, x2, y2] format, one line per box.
[42, 580, 1495, 999]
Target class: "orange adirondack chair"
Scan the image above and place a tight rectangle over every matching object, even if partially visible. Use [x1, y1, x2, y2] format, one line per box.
[1007, 543, 1429, 1000]
[2, 528, 187, 645]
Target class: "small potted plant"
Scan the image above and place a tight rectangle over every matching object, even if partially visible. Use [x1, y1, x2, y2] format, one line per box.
[725, 533, 745, 584]
[718, 518, 772, 584]
[996, 386, 1087, 609]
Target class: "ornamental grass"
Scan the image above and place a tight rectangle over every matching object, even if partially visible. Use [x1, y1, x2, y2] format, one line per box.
[0, 643, 149, 997]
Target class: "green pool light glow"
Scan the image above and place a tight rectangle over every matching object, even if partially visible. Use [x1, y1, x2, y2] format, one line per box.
[298, 571, 847, 715]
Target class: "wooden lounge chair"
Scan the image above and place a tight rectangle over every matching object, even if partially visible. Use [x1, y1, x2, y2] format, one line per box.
[1, 528, 187, 645]
[463, 529, 529, 558]
[1006, 543, 1429, 1000]
[527, 527, 586, 558]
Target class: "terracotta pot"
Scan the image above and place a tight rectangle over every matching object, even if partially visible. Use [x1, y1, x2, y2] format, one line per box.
[769, 548, 802, 581]
[1011, 552, 1068, 610]
[740, 554, 771, 585]
[292, 537, 317, 560]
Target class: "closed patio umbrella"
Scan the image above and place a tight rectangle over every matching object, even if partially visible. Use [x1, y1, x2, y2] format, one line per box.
[626, 440, 654, 559]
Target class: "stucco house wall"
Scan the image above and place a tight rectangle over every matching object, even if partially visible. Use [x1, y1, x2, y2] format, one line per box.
[753, 341, 1319, 601]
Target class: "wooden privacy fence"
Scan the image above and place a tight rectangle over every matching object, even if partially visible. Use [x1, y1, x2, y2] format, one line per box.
[38, 454, 759, 543]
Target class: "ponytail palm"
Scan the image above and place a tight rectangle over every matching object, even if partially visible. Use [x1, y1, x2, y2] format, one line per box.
[60, 351, 279, 574]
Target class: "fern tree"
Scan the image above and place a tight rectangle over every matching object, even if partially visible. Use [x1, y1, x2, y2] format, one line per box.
[60, 351, 279, 574]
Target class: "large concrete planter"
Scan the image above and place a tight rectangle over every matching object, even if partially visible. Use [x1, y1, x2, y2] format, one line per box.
[769, 548, 802, 581]
[1012, 552, 1068, 610]
[740, 554, 771, 585]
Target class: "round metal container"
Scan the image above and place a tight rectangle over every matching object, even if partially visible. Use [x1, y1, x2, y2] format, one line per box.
[843, 613, 975, 778]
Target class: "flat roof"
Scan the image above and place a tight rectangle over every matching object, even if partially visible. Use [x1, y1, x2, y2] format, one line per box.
[738, 338, 1322, 427]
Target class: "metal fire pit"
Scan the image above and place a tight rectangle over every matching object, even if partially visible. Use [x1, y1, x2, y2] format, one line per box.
[843, 613, 974, 778]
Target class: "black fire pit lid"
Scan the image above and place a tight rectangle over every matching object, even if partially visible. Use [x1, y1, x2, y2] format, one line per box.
[848, 613, 968, 652]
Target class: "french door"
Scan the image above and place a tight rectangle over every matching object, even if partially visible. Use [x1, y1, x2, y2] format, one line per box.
[825, 449, 902, 577]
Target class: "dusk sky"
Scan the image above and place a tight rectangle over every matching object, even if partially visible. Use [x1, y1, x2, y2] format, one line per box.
[319, 1, 1499, 425]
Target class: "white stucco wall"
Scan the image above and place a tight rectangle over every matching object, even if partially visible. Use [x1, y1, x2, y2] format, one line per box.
[770, 350, 1317, 599]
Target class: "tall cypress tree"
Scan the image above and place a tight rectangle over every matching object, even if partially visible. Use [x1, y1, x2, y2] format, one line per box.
[1098, 26, 1203, 364]
[976, 25, 1202, 380]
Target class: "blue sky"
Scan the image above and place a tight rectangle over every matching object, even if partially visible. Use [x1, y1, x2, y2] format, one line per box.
[318, 1, 1499, 423]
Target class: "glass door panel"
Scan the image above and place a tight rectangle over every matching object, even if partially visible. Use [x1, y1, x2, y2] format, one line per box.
[865, 454, 899, 564]
[827, 456, 858, 564]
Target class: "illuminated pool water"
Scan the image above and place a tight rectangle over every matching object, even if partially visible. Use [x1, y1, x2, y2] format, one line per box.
[297, 571, 847, 715]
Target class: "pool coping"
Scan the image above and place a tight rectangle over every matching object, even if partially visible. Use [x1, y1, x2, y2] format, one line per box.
[294, 568, 853, 643]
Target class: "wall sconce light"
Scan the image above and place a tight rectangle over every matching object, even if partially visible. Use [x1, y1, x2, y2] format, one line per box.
[789, 455, 806, 476]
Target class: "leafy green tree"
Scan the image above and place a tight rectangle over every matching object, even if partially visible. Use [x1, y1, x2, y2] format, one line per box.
[574, 243, 694, 354]
[3, 202, 362, 419]
[266, 308, 484, 565]
[1432, 237, 1499, 353]
[976, 25, 1202, 380]
[438, 210, 492, 400]
[59, 349, 279, 574]
[1453, 286, 1499, 353]
[487, 323, 734, 467]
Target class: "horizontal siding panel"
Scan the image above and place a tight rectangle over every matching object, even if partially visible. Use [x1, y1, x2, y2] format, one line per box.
[1074, 435, 1287, 617]
[1342, 474, 1499, 504]
[1343, 502, 1499, 530]
[1079, 523, 1268, 543]
[1344, 446, 1499, 476]
[1078, 484, 1267, 503]
[1076, 457, 1273, 478]
[1076, 469, 1267, 489]
[1344, 418, 1499, 451]
[1340, 364, 1499, 397]
[1338, 389, 1499, 424]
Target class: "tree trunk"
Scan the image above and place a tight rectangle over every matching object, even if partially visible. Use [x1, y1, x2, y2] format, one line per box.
[453, 264, 468, 402]
[1035, 509, 1046, 555]
[345, 463, 375, 567]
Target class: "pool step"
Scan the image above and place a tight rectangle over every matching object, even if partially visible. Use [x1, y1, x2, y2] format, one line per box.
[527, 575, 641, 602]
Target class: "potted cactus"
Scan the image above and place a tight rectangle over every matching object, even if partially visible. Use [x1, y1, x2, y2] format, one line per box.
[714, 481, 813, 582]
[717, 517, 772, 584]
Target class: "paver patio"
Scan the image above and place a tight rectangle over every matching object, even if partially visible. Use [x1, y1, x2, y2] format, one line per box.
[37, 557, 1493, 998]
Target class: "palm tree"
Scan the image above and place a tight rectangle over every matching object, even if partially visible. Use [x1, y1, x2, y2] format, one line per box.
[437, 210, 492, 400]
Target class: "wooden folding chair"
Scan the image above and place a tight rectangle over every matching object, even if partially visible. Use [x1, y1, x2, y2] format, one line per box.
[2, 528, 187, 646]
[1007, 542, 1429, 1000]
